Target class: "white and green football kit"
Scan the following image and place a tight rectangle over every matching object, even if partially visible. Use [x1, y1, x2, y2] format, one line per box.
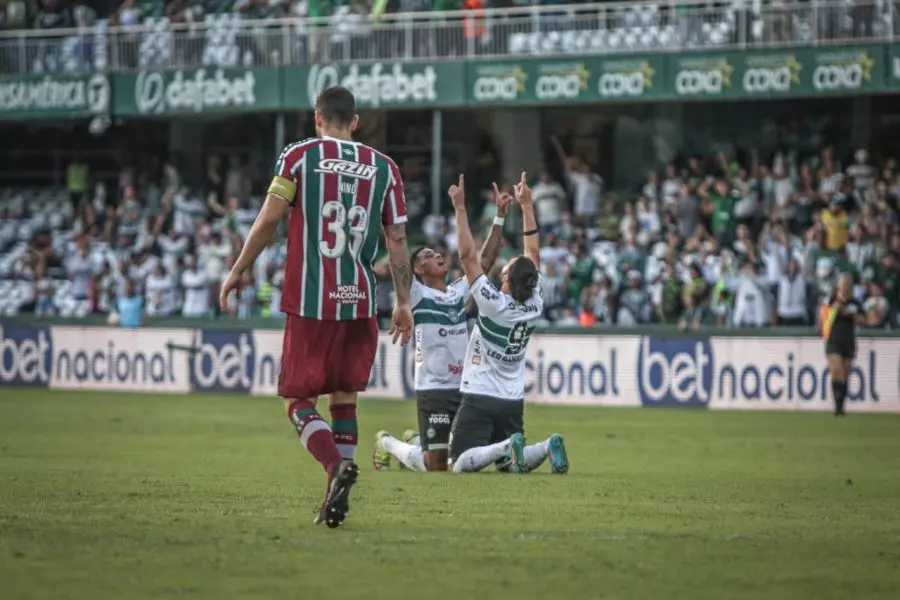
[450, 273, 543, 465]
[410, 277, 470, 451]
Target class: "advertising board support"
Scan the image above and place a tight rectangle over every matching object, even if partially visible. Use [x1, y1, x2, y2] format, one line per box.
[431, 109, 443, 216]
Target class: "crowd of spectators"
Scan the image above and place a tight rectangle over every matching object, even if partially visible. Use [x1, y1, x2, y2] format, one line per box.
[0, 154, 287, 326]
[0, 0, 579, 33]
[413, 142, 900, 331]
[2, 0, 891, 76]
[1, 137, 899, 331]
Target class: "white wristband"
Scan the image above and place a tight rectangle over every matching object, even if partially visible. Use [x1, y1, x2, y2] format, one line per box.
[493, 216, 505, 227]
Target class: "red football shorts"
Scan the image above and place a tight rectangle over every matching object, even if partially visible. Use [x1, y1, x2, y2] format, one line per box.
[277, 315, 379, 399]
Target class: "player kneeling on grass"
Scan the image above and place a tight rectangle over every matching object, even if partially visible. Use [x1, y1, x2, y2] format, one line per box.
[374, 185, 511, 472]
[382, 173, 568, 475]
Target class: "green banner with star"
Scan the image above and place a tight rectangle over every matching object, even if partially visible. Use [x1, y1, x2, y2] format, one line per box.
[466, 55, 666, 105]
[668, 45, 886, 100]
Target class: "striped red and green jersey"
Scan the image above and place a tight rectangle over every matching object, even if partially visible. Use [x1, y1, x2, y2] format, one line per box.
[267, 136, 407, 321]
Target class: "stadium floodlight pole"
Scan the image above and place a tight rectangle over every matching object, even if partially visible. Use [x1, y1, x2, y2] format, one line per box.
[431, 109, 443, 216]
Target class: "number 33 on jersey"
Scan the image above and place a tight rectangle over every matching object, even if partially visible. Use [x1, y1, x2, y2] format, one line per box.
[267, 137, 407, 321]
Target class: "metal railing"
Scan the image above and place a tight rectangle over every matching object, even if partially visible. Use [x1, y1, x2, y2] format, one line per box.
[0, 1, 896, 76]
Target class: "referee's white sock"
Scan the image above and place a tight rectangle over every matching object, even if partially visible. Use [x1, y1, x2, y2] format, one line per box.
[524, 439, 550, 471]
[452, 440, 510, 473]
[382, 436, 427, 472]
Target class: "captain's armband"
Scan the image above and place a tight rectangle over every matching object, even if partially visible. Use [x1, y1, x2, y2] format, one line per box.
[268, 176, 296, 204]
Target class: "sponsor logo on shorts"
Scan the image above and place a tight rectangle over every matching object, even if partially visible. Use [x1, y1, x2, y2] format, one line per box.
[315, 158, 377, 180]
[428, 413, 451, 425]
[448, 362, 463, 375]
[329, 284, 367, 303]
[438, 325, 467, 337]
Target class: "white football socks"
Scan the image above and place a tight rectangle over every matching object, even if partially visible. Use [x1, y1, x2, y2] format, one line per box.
[524, 439, 550, 471]
[452, 439, 510, 473]
[382, 435, 427, 472]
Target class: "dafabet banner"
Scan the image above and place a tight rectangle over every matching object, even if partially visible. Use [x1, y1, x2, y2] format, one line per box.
[1, 44, 896, 119]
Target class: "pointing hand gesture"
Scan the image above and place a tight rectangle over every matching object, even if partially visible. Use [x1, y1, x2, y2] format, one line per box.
[492, 182, 512, 218]
[514, 171, 532, 207]
[448, 174, 465, 210]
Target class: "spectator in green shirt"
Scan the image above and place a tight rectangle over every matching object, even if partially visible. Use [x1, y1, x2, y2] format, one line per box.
[702, 178, 739, 246]
[567, 243, 595, 304]
[657, 262, 683, 324]
[67, 157, 89, 212]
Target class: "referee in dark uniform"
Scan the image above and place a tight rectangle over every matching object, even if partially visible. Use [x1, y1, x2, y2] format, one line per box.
[822, 274, 870, 416]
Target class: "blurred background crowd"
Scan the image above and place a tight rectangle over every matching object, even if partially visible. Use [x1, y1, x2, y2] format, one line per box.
[2, 136, 898, 331]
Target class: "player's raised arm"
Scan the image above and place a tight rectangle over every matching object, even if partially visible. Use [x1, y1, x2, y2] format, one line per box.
[515, 171, 540, 269]
[449, 174, 482, 285]
[479, 182, 510, 275]
[219, 192, 288, 311]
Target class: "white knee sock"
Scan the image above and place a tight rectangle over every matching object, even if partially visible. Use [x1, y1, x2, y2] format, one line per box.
[382, 436, 427, 472]
[452, 439, 510, 473]
[524, 439, 550, 472]
[408, 435, 421, 447]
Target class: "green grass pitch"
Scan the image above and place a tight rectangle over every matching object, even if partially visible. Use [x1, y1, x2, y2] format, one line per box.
[1, 389, 899, 600]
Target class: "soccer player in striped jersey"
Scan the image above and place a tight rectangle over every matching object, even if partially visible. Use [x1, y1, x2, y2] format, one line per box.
[220, 86, 414, 528]
[373, 185, 511, 472]
[448, 172, 569, 474]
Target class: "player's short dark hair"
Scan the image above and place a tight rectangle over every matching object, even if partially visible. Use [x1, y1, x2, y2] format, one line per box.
[508, 256, 538, 304]
[410, 247, 427, 281]
[315, 86, 356, 126]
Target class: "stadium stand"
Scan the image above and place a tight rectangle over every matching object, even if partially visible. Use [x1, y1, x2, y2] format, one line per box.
[1, 141, 897, 330]
[1, 1, 893, 73]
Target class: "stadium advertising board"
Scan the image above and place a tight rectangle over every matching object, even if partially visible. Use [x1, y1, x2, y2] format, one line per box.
[669, 45, 887, 99]
[466, 55, 665, 105]
[0, 73, 110, 120]
[2, 326, 898, 413]
[49, 326, 193, 392]
[283, 62, 467, 109]
[113, 67, 282, 117]
[0, 325, 53, 387]
[636, 336, 896, 411]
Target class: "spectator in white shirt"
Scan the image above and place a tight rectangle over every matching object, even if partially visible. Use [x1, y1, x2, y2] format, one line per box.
[551, 135, 601, 225]
[532, 169, 567, 233]
[66, 236, 95, 301]
[181, 255, 209, 317]
[238, 271, 256, 319]
[642, 171, 660, 211]
[846, 224, 875, 272]
[661, 163, 681, 209]
[568, 161, 602, 225]
[145, 264, 174, 317]
[172, 190, 207, 235]
[201, 231, 232, 313]
[635, 196, 661, 245]
[733, 262, 772, 327]
[199, 231, 231, 283]
[775, 257, 807, 326]
[773, 164, 794, 209]
[157, 229, 189, 275]
[129, 249, 159, 291]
